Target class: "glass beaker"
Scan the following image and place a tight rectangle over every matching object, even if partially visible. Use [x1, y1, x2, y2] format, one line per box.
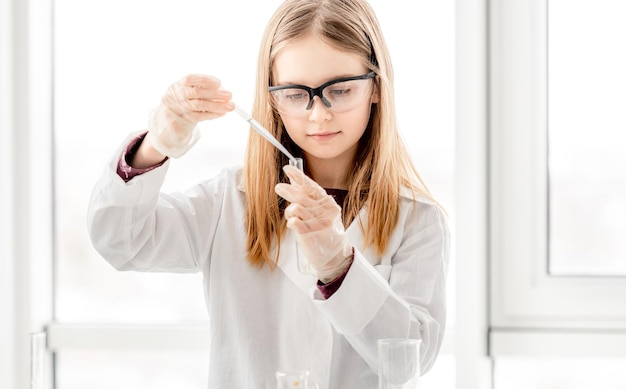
[276, 370, 318, 389]
[377, 338, 421, 389]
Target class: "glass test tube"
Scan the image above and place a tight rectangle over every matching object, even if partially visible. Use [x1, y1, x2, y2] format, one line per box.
[288, 157, 315, 275]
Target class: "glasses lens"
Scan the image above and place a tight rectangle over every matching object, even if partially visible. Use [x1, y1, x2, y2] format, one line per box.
[322, 78, 373, 113]
[270, 88, 310, 115]
[270, 75, 374, 116]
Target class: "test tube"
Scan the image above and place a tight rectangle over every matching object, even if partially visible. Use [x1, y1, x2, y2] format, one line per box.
[288, 158, 316, 275]
[288, 157, 303, 171]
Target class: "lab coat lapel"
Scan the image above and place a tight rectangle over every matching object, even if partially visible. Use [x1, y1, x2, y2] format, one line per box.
[345, 211, 380, 266]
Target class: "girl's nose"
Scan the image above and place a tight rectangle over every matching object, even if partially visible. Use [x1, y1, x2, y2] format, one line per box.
[307, 96, 332, 122]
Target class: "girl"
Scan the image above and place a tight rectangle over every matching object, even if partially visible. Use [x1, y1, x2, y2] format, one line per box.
[87, 0, 449, 387]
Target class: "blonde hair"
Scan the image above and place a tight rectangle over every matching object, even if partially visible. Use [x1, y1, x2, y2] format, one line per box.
[244, 0, 434, 268]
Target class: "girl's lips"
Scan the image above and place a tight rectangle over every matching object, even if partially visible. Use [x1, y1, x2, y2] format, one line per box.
[308, 132, 340, 141]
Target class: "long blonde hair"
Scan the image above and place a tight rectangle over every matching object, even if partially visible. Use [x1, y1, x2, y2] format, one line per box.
[244, 0, 434, 268]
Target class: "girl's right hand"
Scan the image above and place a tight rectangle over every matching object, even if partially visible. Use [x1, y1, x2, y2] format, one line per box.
[147, 74, 235, 158]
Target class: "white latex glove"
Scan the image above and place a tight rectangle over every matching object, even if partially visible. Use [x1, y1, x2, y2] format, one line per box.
[147, 74, 233, 158]
[275, 165, 353, 283]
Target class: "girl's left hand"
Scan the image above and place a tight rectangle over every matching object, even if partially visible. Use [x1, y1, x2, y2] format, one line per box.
[275, 165, 353, 283]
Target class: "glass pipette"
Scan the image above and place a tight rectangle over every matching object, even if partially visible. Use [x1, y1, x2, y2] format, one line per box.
[232, 103, 313, 275]
[233, 103, 299, 166]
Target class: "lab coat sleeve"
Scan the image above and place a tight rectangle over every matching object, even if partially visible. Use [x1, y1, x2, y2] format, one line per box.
[312, 200, 450, 375]
[87, 133, 224, 273]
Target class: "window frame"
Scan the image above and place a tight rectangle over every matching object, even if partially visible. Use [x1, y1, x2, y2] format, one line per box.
[455, 0, 492, 387]
[488, 0, 626, 357]
[1, 0, 54, 387]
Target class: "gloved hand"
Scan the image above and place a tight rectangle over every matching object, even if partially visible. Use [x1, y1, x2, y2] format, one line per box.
[275, 165, 353, 283]
[147, 74, 234, 158]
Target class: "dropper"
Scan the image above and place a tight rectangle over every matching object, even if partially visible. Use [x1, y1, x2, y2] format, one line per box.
[233, 103, 312, 274]
[233, 103, 299, 166]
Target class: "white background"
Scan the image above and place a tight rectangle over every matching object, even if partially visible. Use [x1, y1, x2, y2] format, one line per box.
[52, 1, 455, 388]
[4, 0, 626, 388]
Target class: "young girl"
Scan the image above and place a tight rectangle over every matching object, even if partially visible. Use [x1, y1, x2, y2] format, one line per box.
[87, 0, 449, 387]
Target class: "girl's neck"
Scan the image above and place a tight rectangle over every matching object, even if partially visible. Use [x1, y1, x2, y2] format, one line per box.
[305, 155, 352, 190]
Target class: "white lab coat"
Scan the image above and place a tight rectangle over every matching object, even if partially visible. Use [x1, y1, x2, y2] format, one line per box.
[87, 134, 450, 389]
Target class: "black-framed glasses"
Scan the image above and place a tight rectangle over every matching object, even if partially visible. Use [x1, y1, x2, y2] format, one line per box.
[269, 71, 376, 116]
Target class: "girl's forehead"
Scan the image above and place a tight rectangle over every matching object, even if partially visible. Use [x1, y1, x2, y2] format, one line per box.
[272, 35, 367, 86]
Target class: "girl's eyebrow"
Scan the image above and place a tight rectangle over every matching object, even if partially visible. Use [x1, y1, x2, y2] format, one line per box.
[273, 72, 369, 87]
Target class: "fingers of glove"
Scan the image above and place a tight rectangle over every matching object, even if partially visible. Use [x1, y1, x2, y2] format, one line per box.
[176, 74, 231, 100]
[277, 185, 341, 230]
[184, 100, 235, 122]
[177, 89, 233, 113]
[275, 178, 337, 213]
[275, 182, 327, 209]
[157, 104, 231, 133]
[179, 74, 222, 88]
[164, 74, 234, 118]
[284, 202, 338, 234]
[282, 165, 327, 199]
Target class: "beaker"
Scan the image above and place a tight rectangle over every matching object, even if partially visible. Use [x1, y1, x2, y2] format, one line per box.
[378, 338, 421, 389]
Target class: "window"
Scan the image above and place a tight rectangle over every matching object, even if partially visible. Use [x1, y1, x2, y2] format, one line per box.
[488, 0, 626, 385]
[547, 0, 626, 277]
